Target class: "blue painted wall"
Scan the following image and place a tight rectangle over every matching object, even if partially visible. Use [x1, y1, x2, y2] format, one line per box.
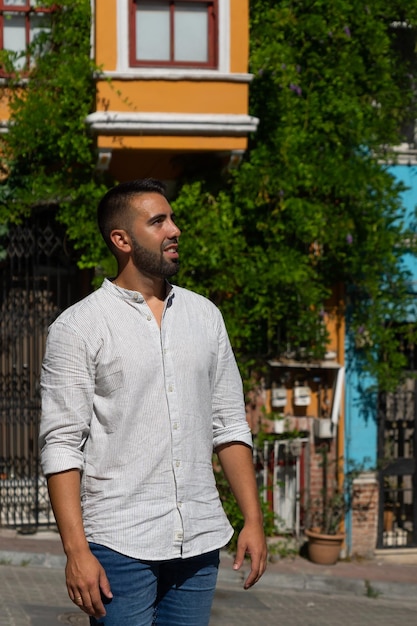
[394, 165, 417, 295]
[344, 163, 417, 550]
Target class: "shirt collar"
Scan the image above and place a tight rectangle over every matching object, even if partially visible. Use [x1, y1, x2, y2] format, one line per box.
[103, 277, 175, 304]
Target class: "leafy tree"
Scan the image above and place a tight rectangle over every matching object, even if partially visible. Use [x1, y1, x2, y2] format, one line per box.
[0, 0, 111, 273]
[172, 0, 417, 390]
[1, 1, 417, 391]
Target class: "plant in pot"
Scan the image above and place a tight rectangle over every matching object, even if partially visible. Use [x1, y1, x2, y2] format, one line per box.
[305, 445, 347, 565]
[261, 407, 287, 434]
[305, 489, 346, 565]
[269, 412, 287, 434]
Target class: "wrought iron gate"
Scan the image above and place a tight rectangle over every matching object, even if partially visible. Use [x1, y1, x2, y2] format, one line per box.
[377, 377, 417, 548]
[0, 214, 89, 530]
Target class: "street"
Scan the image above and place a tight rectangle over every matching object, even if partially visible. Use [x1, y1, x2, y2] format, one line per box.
[210, 583, 417, 625]
[1, 564, 417, 626]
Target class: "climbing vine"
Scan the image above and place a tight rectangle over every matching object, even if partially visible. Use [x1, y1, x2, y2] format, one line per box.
[172, 0, 417, 390]
[1, 1, 417, 390]
[0, 0, 111, 273]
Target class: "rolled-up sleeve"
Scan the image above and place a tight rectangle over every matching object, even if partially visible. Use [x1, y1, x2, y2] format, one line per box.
[211, 313, 253, 450]
[39, 322, 95, 476]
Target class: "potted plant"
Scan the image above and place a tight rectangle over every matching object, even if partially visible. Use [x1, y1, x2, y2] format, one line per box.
[305, 491, 346, 565]
[304, 445, 346, 565]
[260, 407, 288, 434]
[270, 412, 287, 434]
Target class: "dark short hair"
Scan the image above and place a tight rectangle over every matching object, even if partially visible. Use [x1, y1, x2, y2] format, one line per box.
[97, 178, 167, 250]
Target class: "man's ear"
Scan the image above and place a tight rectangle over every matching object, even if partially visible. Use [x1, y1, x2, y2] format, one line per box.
[110, 229, 131, 253]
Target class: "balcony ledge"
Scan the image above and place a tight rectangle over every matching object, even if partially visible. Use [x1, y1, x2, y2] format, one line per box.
[85, 112, 259, 136]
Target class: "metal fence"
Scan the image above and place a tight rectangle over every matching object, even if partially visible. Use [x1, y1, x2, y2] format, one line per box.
[0, 215, 83, 529]
[378, 377, 417, 548]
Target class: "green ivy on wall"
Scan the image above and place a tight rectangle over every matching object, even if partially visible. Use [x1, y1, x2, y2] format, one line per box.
[0, 0, 416, 392]
[0, 0, 112, 275]
[172, 0, 417, 391]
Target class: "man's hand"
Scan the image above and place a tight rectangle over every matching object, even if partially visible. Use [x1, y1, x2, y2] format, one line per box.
[66, 549, 113, 618]
[232, 521, 268, 589]
[215, 442, 268, 589]
[46, 471, 113, 618]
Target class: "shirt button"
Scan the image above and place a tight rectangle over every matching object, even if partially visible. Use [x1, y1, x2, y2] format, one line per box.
[147, 315, 152, 321]
[173, 423, 178, 430]
[168, 384, 173, 392]
[177, 502, 182, 508]
[175, 460, 180, 467]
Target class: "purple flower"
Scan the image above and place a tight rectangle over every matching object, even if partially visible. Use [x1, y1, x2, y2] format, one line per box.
[281, 63, 286, 70]
[344, 26, 351, 37]
[358, 326, 364, 334]
[257, 68, 264, 77]
[289, 83, 302, 96]
[346, 233, 353, 244]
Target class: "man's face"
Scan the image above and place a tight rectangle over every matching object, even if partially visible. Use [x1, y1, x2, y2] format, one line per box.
[127, 192, 181, 279]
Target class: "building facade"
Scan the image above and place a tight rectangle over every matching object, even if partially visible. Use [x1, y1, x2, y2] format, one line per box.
[345, 152, 417, 558]
[88, 0, 257, 185]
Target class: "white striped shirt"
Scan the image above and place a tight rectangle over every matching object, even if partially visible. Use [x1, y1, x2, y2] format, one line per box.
[39, 278, 252, 560]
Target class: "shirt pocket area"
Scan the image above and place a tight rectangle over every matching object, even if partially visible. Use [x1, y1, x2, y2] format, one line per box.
[95, 366, 123, 397]
[93, 363, 124, 434]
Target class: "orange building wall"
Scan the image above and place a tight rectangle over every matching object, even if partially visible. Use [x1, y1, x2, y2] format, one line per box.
[230, 0, 249, 73]
[96, 80, 249, 114]
[95, 0, 117, 71]
[0, 89, 13, 122]
[97, 135, 248, 151]
[93, 1, 252, 154]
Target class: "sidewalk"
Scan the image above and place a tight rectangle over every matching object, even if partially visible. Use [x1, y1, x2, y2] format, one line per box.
[1, 528, 417, 601]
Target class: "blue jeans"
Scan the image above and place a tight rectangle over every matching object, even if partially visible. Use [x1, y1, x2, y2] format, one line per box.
[89, 543, 220, 626]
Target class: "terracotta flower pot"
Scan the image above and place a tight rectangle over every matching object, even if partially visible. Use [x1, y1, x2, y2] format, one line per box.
[305, 528, 345, 565]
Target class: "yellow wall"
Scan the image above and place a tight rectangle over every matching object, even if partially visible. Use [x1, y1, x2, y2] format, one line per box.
[96, 80, 248, 115]
[93, 1, 252, 156]
[97, 134, 247, 152]
[324, 283, 345, 366]
[0, 89, 13, 122]
[230, 0, 249, 73]
[95, 0, 117, 71]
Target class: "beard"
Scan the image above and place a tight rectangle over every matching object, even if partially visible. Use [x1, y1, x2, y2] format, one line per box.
[130, 234, 180, 279]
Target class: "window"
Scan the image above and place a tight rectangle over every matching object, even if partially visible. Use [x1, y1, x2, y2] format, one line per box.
[0, 1, 52, 71]
[130, 0, 218, 69]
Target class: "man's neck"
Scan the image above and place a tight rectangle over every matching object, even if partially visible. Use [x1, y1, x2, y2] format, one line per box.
[113, 272, 168, 327]
[114, 270, 167, 302]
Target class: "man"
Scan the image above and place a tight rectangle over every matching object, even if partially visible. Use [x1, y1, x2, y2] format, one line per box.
[39, 179, 267, 626]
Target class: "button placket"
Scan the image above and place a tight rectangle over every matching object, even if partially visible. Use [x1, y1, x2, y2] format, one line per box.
[161, 324, 186, 548]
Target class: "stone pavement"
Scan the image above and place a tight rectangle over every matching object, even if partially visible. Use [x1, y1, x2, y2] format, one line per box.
[1, 528, 417, 625]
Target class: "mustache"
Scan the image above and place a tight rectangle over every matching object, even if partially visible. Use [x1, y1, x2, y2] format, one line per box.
[162, 238, 179, 250]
